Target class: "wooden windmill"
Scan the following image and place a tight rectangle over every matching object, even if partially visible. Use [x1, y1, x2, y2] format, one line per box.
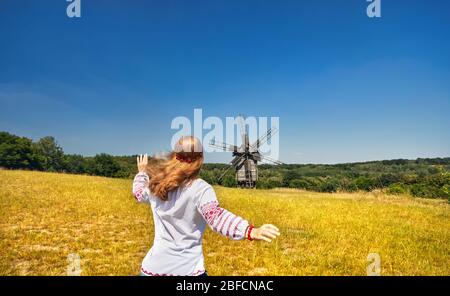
[209, 116, 283, 188]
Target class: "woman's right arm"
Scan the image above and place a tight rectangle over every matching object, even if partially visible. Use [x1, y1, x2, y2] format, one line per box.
[197, 185, 280, 242]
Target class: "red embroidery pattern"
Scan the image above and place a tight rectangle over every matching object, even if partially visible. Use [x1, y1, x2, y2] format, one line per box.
[132, 173, 149, 202]
[232, 219, 243, 238]
[226, 215, 238, 237]
[213, 209, 226, 229]
[200, 201, 247, 239]
[141, 267, 205, 276]
[200, 201, 224, 225]
[219, 212, 232, 234]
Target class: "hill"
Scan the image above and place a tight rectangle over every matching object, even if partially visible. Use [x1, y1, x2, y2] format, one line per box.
[0, 170, 449, 275]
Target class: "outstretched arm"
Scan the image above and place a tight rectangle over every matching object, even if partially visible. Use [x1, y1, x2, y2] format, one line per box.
[244, 223, 280, 243]
[132, 154, 151, 203]
[199, 199, 248, 240]
[197, 187, 280, 242]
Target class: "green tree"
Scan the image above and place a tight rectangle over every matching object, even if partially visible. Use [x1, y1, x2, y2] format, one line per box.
[266, 177, 282, 189]
[63, 154, 87, 174]
[282, 170, 300, 187]
[353, 176, 376, 191]
[378, 173, 401, 187]
[289, 179, 309, 189]
[0, 132, 42, 169]
[319, 178, 339, 193]
[222, 174, 237, 187]
[387, 183, 408, 195]
[87, 153, 121, 177]
[33, 136, 64, 172]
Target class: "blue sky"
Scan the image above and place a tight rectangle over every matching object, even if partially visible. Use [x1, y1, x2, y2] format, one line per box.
[1, 0, 449, 164]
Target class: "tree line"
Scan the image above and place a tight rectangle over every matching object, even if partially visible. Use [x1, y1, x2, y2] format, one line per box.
[1, 131, 449, 200]
[0, 131, 131, 178]
[201, 160, 450, 200]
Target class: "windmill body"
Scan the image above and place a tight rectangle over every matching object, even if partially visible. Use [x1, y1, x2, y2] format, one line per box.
[209, 118, 283, 188]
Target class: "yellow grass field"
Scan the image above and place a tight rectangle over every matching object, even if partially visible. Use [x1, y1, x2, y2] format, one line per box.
[0, 169, 449, 276]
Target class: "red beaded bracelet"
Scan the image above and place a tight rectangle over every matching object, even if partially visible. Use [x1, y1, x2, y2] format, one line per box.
[247, 224, 254, 241]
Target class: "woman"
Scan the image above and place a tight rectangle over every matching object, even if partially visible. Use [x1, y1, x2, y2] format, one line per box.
[132, 136, 280, 276]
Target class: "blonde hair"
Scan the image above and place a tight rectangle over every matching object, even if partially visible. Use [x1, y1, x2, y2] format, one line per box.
[147, 136, 203, 200]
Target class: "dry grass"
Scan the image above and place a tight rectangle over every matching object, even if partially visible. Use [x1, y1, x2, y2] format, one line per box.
[0, 170, 449, 275]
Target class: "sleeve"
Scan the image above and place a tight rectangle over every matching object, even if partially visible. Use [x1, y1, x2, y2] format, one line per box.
[196, 185, 250, 241]
[132, 172, 151, 203]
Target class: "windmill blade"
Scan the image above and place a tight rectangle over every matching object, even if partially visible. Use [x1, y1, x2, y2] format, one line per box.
[218, 155, 245, 181]
[217, 165, 233, 181]
[231, 154, 245, 167]
[209, 139, 238, 152]
[250, 127, 278, 151]
[237, 115, 247, 149]
[259, 154, 284, 165]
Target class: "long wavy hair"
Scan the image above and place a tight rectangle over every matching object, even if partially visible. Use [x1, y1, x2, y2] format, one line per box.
[146, 136, 204, 200]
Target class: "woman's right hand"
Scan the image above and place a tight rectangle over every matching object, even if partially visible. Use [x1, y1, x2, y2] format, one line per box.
[251, 224, 280, 242]
[137, 154, 148, 173]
